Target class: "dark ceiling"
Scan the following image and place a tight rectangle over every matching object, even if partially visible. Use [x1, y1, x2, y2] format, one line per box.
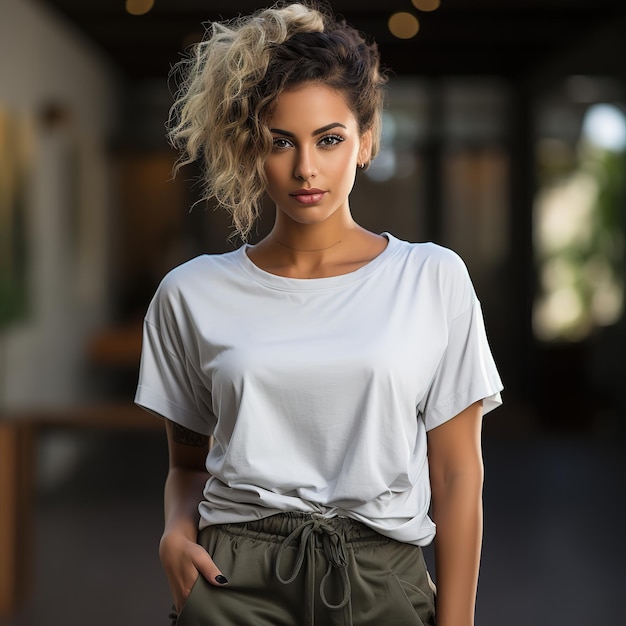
[37, 0, 626, 82]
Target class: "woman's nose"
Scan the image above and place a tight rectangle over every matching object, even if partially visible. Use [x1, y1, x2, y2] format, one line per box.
[293, 148, 316, 181]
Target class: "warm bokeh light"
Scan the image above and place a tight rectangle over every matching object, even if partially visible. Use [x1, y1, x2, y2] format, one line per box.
[126, 0, 155, 16]
[388, 12, 420, 39]
[412, 0, 441, 11]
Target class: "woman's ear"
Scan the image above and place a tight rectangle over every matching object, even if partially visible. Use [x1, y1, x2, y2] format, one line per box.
[358, 129, 373, 167]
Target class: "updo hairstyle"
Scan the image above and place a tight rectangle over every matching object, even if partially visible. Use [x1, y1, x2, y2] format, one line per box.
[167, 1, 388, 240]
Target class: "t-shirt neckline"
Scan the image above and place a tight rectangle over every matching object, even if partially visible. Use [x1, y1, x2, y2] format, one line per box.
[238, 232, 399, 291]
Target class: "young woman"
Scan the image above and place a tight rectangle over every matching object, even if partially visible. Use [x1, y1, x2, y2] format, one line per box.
[134, 2, 504, 625]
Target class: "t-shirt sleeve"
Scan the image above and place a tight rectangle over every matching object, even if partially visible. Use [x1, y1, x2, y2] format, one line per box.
[134, 280, 216, 436]
[418, 252, 503, 431]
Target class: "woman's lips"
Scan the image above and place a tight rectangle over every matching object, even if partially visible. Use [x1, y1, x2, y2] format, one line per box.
[291, 189, 326, 204]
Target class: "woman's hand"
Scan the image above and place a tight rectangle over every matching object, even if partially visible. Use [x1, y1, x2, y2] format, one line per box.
[159, 530, 228, 612]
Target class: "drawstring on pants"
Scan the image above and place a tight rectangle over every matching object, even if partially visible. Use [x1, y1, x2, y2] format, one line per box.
[275, 514, 352, 625]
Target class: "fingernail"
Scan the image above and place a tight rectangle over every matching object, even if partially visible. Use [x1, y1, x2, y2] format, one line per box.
[215, 574, 229, 585]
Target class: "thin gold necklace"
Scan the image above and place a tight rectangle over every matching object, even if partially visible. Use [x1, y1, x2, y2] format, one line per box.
[272, 236, 343, 252]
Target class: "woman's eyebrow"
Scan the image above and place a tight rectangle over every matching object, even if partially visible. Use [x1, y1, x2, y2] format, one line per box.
[269, 122, 348, 137]
[312, 122, 347, 135]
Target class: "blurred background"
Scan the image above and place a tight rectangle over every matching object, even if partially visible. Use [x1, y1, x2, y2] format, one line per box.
[1, 0, 625, 624]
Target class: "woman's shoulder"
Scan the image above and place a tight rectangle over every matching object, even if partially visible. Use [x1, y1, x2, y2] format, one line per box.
[385, 235, 477, 314]
[162, 248, 241, 283]
[151, 248, 244, 304]
[386, 234, 470, 277]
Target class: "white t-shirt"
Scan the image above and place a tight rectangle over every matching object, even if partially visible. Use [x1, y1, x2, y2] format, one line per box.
[135, 233, 503, 546]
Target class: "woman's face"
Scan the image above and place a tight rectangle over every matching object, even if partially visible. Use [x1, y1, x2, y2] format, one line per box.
[263, 83, 371, 227]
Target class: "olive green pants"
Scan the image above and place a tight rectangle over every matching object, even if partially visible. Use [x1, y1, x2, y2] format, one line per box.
[172, 512, 436, 626]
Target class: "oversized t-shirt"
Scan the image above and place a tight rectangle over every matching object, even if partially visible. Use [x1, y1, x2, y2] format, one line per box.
[134, 233, 503, 546]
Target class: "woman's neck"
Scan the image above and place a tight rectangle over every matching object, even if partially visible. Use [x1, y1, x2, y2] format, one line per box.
[246, 223, 387, 279]
[270, 234, 344, 253]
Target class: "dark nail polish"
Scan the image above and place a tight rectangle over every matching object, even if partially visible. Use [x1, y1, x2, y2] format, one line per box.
[215, 574, 229, 585]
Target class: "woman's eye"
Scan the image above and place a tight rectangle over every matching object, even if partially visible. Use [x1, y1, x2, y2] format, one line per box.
[272, 138, 292, 150]
[319, 134, 344, 147]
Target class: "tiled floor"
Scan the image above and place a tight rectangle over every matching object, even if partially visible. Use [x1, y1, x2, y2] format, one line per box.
[2, 410, 625, 626]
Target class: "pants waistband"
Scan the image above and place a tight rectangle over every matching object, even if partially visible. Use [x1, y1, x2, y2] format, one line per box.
[218, 511, 389, 547]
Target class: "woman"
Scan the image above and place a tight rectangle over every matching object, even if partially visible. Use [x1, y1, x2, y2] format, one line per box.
[134, 2, 504, 625]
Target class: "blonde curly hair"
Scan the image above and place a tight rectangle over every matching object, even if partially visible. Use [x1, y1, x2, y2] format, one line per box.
[167, 1, 387, 241]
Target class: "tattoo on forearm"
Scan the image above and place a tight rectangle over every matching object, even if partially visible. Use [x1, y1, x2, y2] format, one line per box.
[171, 422, 208, 447]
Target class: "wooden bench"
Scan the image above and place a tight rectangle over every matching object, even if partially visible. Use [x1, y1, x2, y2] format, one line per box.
[0, 402, 161, 618]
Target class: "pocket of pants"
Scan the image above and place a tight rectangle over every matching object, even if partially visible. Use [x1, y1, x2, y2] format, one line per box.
[389, 571, 436, 626]
[172, 573, 202, 626]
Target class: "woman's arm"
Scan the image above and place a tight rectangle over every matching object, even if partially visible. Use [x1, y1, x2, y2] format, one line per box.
[427, 401, 484, 626]
[159, 420, 227, 611]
